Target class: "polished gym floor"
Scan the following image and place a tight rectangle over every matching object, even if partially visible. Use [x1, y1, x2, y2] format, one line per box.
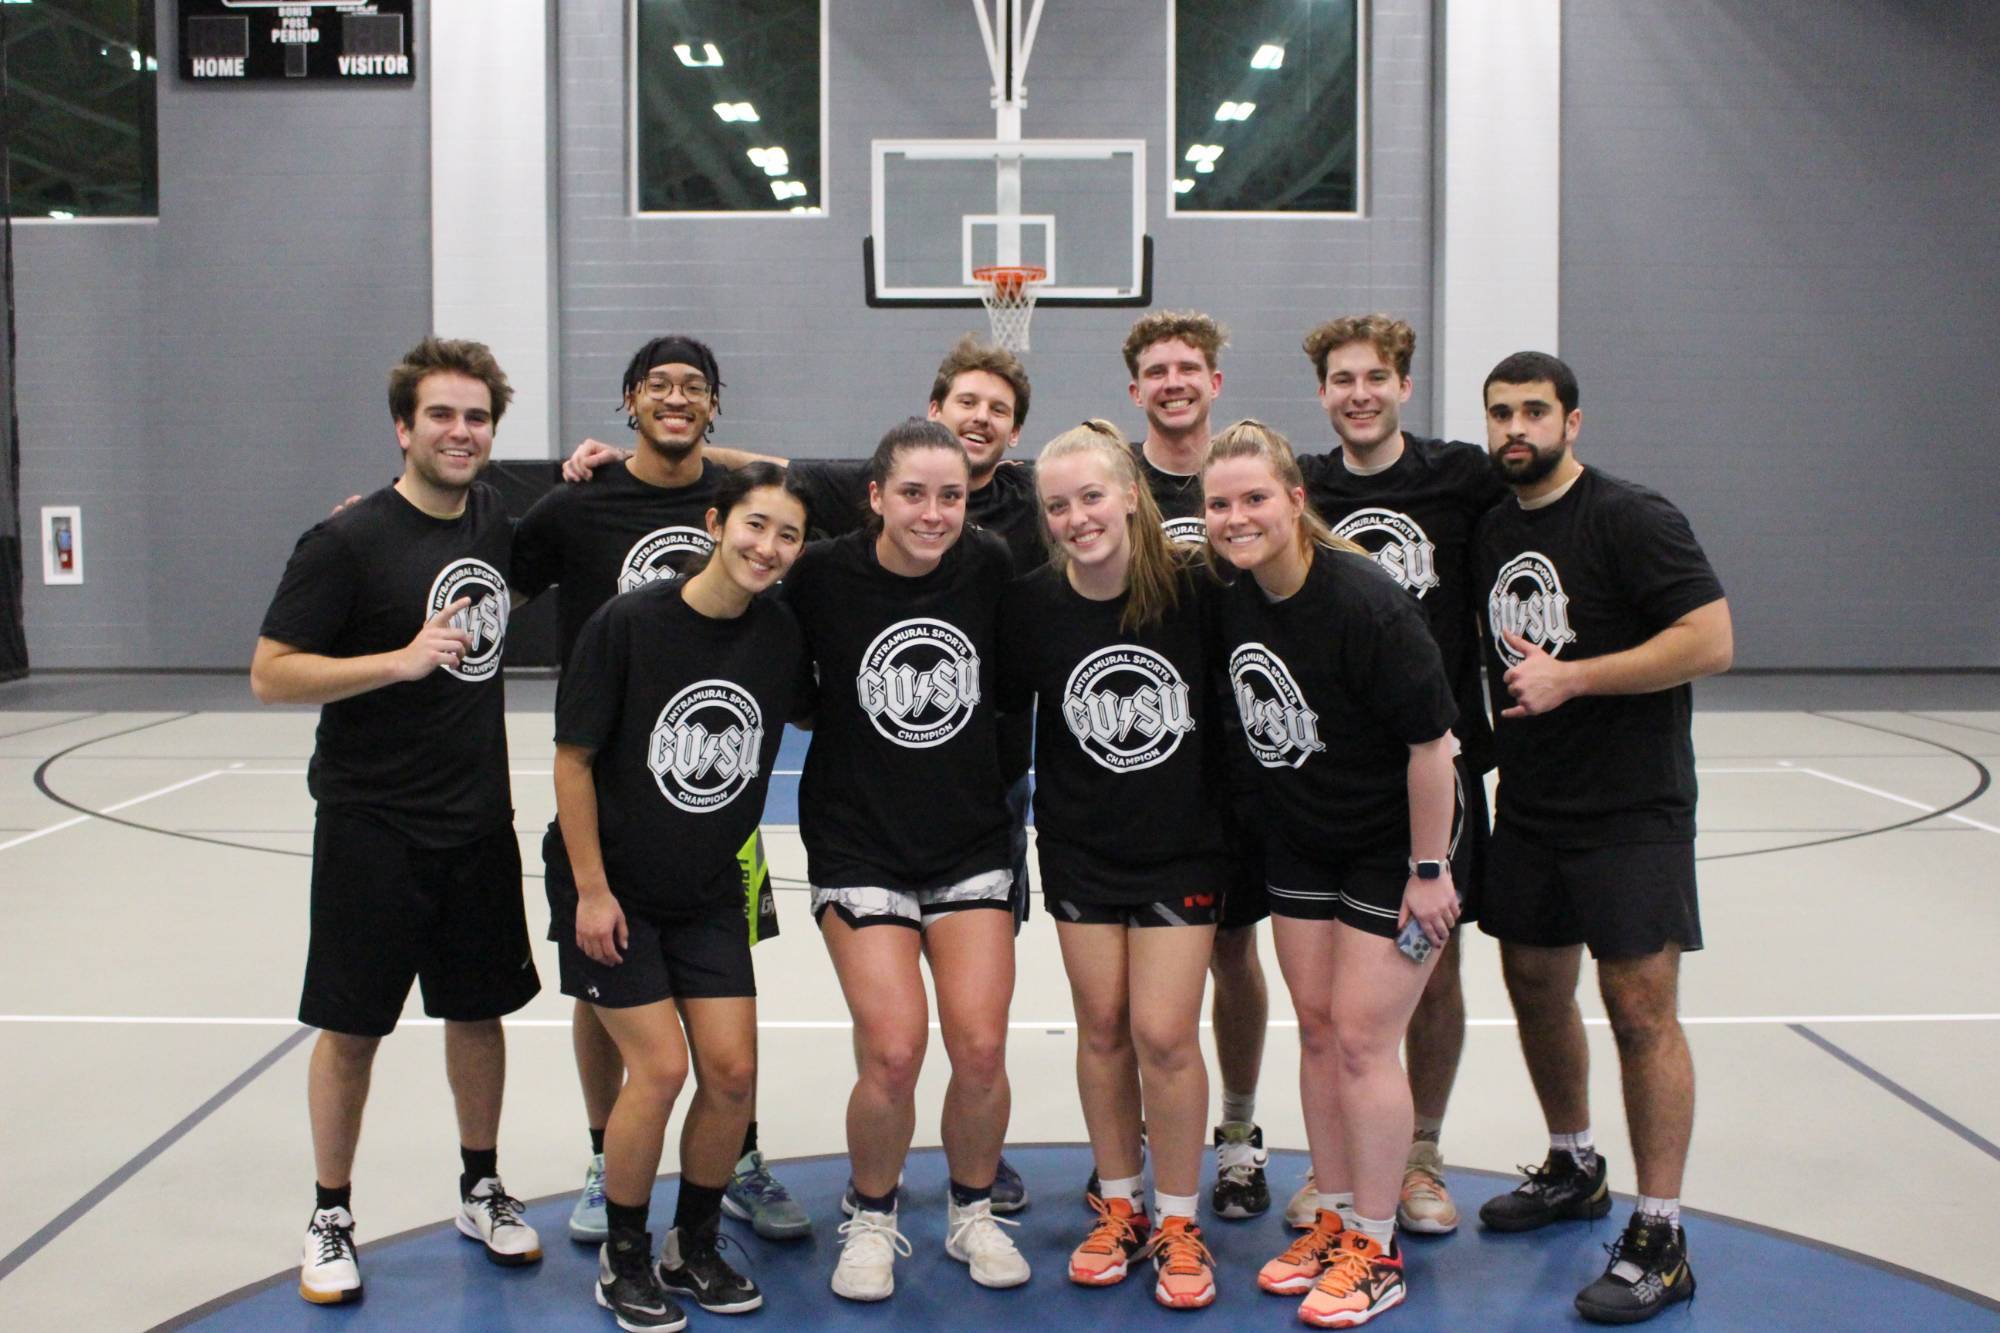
[2, 671, 1996, 1330]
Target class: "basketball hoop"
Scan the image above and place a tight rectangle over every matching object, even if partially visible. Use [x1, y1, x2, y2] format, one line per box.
[973, 265, 1046, 353]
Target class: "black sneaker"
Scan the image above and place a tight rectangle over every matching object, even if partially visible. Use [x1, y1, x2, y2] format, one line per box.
[991, 1155, 1028, 1214]
[597, 1234, 687, 1332]
[1478, 1151, 1613, 1232]
[1575, 1215, 1695, 1324]
[1209, 1122, 1270, 1219]
[657, 1223, 763, 1314]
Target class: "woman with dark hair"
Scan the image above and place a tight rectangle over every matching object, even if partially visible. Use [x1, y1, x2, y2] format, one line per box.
[1204, 421, 1460, 1328]
[781, 419, 1028, 1302]
[547, 464, 815, 1329]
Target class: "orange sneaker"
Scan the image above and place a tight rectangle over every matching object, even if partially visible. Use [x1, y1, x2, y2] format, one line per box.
[1068, 1195, 1151, 1286]
[1147, 1215, 1217, 1310]
[1298, 1233, 1405, 1327]
[1258, 1209, 1346, 1294]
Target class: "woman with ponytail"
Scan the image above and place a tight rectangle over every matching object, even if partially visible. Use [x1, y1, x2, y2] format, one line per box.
[1203, 420, 1460, 1328]
[996, 419, 1227, 1311]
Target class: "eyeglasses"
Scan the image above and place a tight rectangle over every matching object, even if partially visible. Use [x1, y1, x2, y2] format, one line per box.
[638, 376, 712, 403]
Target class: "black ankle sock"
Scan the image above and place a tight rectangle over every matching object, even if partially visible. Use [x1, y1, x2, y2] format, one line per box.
[459, 1146, 498, 1198]
[673, 1181, 725, 1237]
[852, 1183, 897, 1214]
[605, 1196, 649, 1241]
[949, 1179, 992, 1208]
[739, 1120, 759, 1159]
[315, 1182, 351, 1213]
[590, 1127, 606, 1157]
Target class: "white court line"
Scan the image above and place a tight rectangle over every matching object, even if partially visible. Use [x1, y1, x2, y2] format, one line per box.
[1790, 764, 2000, 836]
[0, 770, 225, 853]
[2, 1012, 1996, 1029]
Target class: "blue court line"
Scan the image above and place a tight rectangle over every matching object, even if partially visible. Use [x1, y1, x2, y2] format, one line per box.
[0, 1025, 313, 1285]
[1790, 1023, 2000, 1162]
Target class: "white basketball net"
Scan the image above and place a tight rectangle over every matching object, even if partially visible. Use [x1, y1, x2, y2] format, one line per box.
[976, 267, 1045, 353]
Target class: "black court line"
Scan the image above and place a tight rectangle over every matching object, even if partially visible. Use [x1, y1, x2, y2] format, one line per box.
[1907, 710, 2000, 742]
[0, 1025, 312, 1286]
[1697, 713, 1991, 862]
[0, 711, 96, 741]
[1789, 1024, 2000, 1163]
[30, 711, 1991, 871]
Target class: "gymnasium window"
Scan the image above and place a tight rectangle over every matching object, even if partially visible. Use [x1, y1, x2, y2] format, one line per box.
[3, 0, 160, 219]
[632, 0, 825, 216]
[1169, 0, 1362, 217]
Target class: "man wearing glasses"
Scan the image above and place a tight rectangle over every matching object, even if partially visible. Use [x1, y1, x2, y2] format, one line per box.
[513, 336, 814, 1250]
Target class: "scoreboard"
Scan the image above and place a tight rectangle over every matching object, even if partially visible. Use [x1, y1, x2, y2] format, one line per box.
[180, 1, 416, 82]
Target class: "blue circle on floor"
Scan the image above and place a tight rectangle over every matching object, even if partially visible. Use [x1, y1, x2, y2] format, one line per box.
[158, 1146, 1998, 1330]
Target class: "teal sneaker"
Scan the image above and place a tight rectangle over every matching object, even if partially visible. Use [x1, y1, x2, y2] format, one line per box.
[569, 1152, 608, 1244]
[722, 1149, 812, 1241]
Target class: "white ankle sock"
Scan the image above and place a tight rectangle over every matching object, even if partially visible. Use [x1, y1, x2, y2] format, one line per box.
[1099, 1174, 1144, 1206]
[1220, 1089, 1256, 1125]
[1635, 1195, 1680, 1228]
[1550, 1129, 1597, 1168]
[1352, 1213, 1396, 1251]
[1317, 1190, 1357, 1228]
[1154, 1190, 1198, 1221]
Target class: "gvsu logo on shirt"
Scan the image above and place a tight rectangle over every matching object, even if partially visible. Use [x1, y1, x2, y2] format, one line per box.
[857, 618, 982, 748]
[426, 559, 508, 682]
[647, 679, 764, 813]
[1061, 646, 1195, 773]
[1487, 551, 1576, 667]
[618, 527, 714, 593]
[1160, 516, 1209, 548]
[1334, 508, 1440, 598]
[1228, 643, 1325, 769]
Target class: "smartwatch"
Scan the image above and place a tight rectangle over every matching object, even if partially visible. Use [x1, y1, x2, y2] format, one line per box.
[1408, 858, 1447, 881]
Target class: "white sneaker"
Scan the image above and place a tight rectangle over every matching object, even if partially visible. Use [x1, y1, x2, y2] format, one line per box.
[831, 1208, 910, 1302]
[1284, 1171, 1319, 1230]
[945, 1197, 1031, 1289]
[299, 1206, 362, 1304]
[457, 1176, 543, 1265]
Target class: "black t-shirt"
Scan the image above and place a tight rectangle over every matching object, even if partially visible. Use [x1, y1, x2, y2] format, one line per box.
[1131, 443, 1209, 548]
[1214, 547, 1458, 859]
[1298, 435, 1507, 771]
[790, 457, 1041, 780]
[548, 580, 811, 911]
[258, 484, 514, 846]
[784, 528, 1015, 890]
[1474, 468, 1725, 846]
[511, 459, 727, 667]
[998, 563, 1227, 901]
[791, 457, 1045, 572]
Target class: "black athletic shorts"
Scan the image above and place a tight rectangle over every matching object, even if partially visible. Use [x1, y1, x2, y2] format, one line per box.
[546, 865, 756, 1006]
[1453, 754, 1490, 925]
[1216, 798, 1271, 932]
[1264, 837, 1410, 939]
[1478, 823, 1702, 959]
[299, 811, 540, 1038]
[1045, 890, 1221, 929]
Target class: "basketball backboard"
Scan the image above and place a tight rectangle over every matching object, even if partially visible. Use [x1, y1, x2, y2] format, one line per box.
[865, 138, 1151, 308]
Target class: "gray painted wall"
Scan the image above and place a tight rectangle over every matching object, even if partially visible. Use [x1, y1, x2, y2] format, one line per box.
[15, 3, 431, 668]
[1560, 0, 2000, 668]
[556, 0, 1436, 462]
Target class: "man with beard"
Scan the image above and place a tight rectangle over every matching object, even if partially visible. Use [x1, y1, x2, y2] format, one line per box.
[1472, 351, 1731, 1325]
[1284, 314, 1507, 1238]
[253, 337, 543, 1305]
[516, 336, 813, 1247]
